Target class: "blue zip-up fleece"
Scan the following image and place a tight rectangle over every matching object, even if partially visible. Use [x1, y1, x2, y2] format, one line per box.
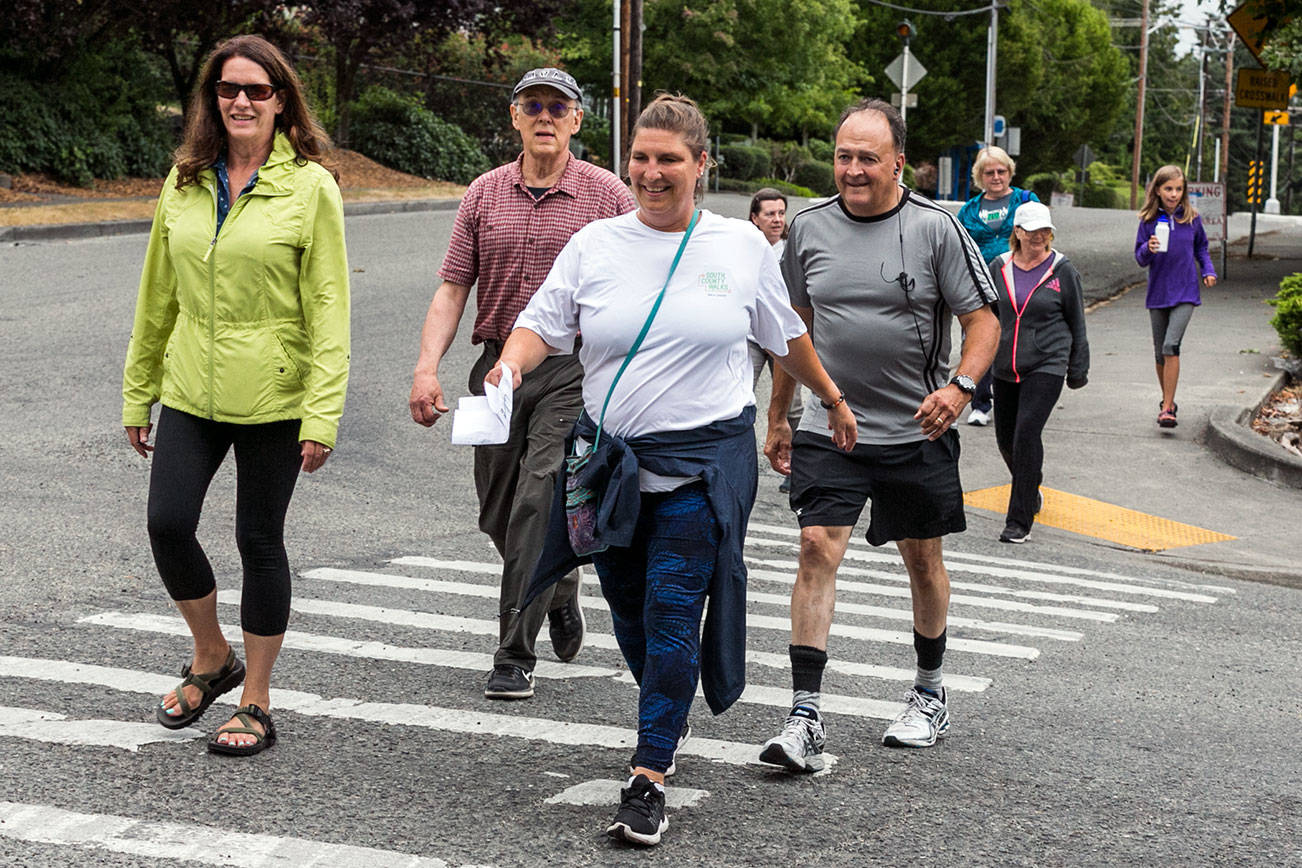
[526, 408, 758, 715]
[957, 187, 1038, 263]
[1134, 208, 1215, 309]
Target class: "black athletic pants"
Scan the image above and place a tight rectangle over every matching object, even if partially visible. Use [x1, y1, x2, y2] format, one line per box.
[992, 373, 1064, 533]
[147, 406, 302, 636]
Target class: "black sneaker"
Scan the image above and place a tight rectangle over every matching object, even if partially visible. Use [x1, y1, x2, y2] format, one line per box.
[999, 524, 1030, 544]
[484, 664, 534, 700]
[547, 593, 585, 663]
[607, 774, 668, 846]
[628, 721, 691, 777]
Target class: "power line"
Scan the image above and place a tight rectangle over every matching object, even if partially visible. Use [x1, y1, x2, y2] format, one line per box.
[858, 0, 996, 18]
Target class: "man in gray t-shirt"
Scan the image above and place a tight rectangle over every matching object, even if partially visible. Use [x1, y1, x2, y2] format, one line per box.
[758, 99, 999, 773]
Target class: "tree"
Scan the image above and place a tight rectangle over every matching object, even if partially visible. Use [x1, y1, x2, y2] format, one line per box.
[126, 0, 288, 117]
[556, 0, 864, 142]
[302, 0, 566, 146]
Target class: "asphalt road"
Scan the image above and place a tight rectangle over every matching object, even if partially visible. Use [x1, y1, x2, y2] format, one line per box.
[0, 203, 1299, 866]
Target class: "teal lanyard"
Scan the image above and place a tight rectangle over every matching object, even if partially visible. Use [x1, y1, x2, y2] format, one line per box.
[589, 209, 701, 451]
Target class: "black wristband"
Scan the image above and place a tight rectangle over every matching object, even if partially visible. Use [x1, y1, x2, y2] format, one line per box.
[820, 392, 846, 410]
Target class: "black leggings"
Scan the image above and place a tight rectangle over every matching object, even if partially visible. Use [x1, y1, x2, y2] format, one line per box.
[147, 406, 302, 636]
[992, 373, 1064, 533]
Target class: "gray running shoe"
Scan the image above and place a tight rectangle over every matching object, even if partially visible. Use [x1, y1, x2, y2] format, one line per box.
[758, 705, 825, 773]
[882, 686, 950, 748]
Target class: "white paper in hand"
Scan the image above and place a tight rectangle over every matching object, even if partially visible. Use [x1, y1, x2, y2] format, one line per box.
[450, 362, 514, 445]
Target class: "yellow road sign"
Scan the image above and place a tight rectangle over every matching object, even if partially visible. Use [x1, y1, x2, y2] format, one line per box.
[1228, 2, 1294, 67]
[1235, 68, 1291, 110]
[1265, 111, 1290, 125]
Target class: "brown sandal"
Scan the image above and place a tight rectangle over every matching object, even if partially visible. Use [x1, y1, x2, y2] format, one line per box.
[207, 703, 277, 756]
[156, 648, 245, 730]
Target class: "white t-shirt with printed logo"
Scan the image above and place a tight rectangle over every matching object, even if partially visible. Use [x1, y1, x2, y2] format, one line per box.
[515, 209, 806, 440]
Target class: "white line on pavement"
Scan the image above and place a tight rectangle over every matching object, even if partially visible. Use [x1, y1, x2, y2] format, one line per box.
[610, 672, 906, 721]
[0, 800, 463, 867]
[282, 582, 1037, 659]
[544, 780, 710, 808]
[0, 656, 761, 767]
[743, 534, 1218, 603]
[307, 567, 1078, 641]
[747, 557, 1158, 614]
[746, 522, 1234, 594]
[78, 612, 618, 680]
[0, 706, 202, 751]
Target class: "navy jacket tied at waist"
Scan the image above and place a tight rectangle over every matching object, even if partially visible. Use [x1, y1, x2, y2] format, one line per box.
[526, 406, 758, 715]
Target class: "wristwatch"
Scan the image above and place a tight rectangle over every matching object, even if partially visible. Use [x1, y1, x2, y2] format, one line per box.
[949, 374, 976, 395]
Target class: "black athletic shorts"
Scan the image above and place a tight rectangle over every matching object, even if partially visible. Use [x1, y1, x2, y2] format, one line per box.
[788, 429, 966, 546]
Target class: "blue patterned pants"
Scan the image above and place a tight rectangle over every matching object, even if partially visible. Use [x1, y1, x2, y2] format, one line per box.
[591, 482, 719, 773]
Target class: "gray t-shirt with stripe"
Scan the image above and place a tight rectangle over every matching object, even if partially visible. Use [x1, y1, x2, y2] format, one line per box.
[782, 189, 997, 445]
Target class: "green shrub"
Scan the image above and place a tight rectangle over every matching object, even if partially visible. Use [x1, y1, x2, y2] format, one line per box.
[719, 143, 770, 180]
[791, 160, 835, 196]
[1023, 172, 1063, 205]
[762, 139, 809, 182]
[1268, 273, 1302, 358]
[1080, 184, 1129, 209]
[715, 176, 818, 198]
[807, 139, 833, 162]
[0, 40, 174, 185]
[349, 86, 490, 184]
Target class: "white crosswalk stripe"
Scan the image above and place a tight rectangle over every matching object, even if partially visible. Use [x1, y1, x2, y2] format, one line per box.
[1, 525, 1228, 862]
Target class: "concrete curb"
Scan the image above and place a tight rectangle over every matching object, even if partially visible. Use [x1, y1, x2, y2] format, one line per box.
[1203, 371, 1302, 489]
[0, 197, 462, 243]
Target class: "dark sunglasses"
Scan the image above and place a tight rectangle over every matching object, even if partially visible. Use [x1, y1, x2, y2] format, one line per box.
[517, 99, 574, 119]
[215, 81, 279, 101]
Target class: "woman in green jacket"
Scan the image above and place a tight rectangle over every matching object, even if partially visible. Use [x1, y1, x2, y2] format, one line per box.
[121, 35, 350, 756]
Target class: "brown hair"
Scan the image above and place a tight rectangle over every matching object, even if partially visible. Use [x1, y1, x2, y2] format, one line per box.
[1138, 164, 1196, 224]
[749, 187, 789, 239]
[174, 35, 335, 189]
[630, 92, 714, 201]
[834, 98, 906, 153]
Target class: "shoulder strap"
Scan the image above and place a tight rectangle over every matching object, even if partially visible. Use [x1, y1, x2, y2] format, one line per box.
[589, 209, 701, 450]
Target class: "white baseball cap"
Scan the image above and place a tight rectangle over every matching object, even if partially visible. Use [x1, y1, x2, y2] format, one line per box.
[1012, 201, 1055, 232]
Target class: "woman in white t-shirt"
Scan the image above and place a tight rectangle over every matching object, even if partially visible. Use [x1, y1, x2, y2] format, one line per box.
[487, 94, 855, 847]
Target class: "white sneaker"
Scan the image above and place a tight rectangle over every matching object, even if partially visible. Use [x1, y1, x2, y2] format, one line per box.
[758, 705, 825, 773]
[967, 408, 991, 426]
[882, 686, 949, 748]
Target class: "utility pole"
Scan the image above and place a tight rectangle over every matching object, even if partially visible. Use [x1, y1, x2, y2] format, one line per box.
[611, 0, 621, 175]
[1221, 31, 1234, 196]
[898, 20, 914, 126]
[1129, 0, 1150, 210]
[983, 2, 999, 146]
[1195, 25, 1207, 181]
[629, 0, 643, 127]
[620, 0, 631, 161]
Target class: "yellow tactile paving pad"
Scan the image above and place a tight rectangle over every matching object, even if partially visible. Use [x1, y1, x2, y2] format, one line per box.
[963, 485, 1237, 551]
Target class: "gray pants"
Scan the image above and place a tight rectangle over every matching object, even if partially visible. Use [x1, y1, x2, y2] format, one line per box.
[1149, 303, 1195, 361]
[470, 342, 583, 670]
[748, 340, 804, 430]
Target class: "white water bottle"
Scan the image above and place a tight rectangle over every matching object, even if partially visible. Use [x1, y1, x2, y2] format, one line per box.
[1154, 215, 1170, 253]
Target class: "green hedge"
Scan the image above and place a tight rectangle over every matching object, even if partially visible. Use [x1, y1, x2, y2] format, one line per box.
[348, 86, 490, 184]
[1269, 273, 1302, 358]
[719, 143, 771, 181]
[0, 42, 174, 186]
[716, 176, 818, 199]
[807, 139, 834, 162]
[791, 160, 835, 196]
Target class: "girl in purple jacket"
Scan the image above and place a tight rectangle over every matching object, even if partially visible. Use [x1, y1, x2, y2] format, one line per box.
[1134, 165, 1216, 428]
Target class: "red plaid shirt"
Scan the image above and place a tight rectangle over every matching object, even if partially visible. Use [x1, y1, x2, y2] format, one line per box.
[439, 153, 635, 344]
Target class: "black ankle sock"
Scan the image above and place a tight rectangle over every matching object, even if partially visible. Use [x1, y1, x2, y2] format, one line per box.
[913, 629, 946, 672]
[789, 644, 828, 694]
